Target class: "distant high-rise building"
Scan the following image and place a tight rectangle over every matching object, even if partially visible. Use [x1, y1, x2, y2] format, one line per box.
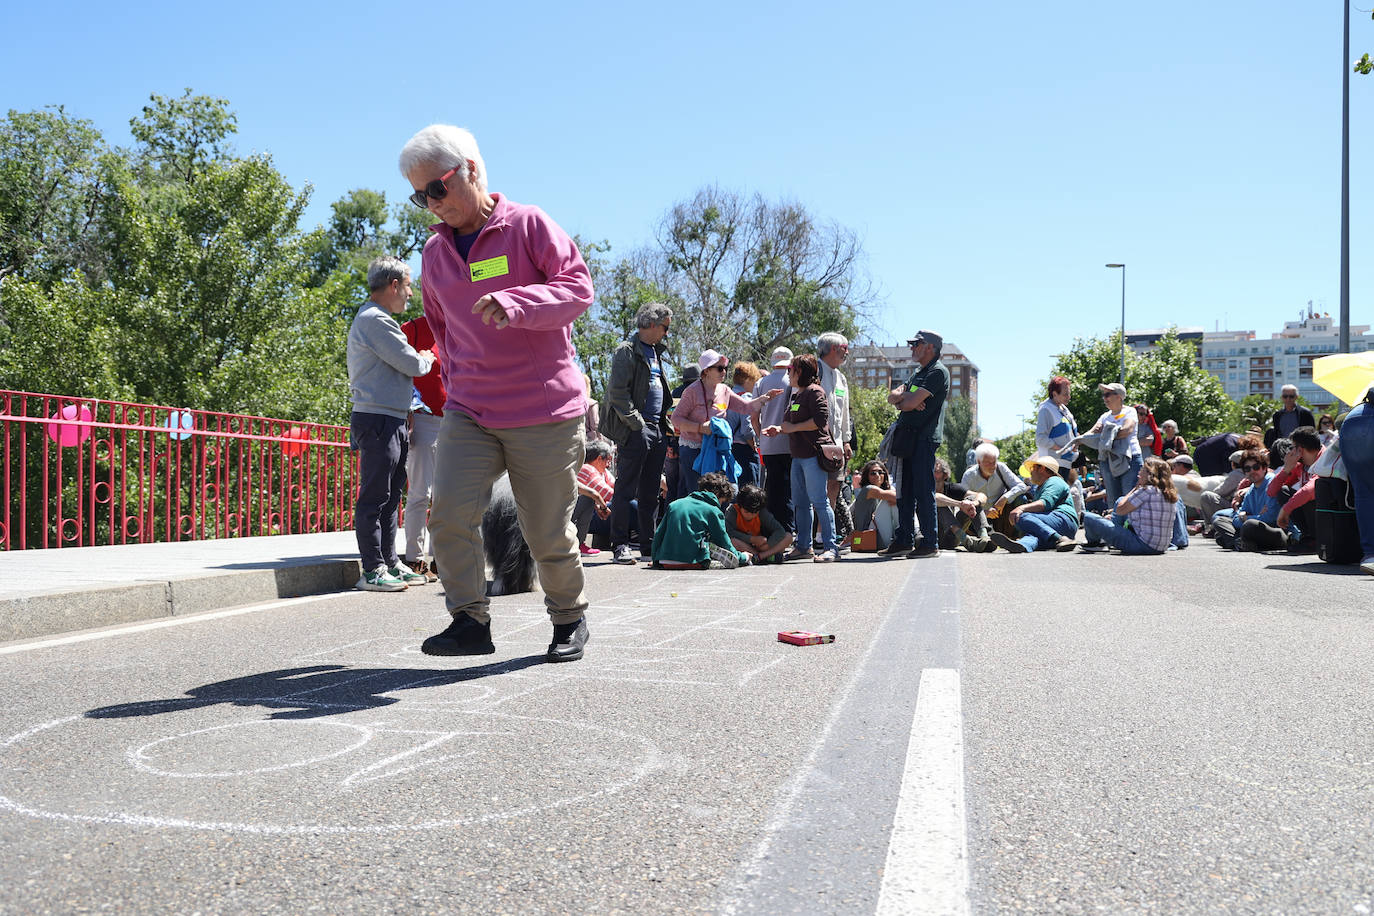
[1198, 310, 1371, 408]
[847, 341, 979, 425]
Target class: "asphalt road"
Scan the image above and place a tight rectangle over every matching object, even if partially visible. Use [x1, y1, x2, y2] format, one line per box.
[1, 543, 1371, 914]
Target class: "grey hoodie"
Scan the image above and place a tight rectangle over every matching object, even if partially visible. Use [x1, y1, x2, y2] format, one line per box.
[347, 302, 434, 419]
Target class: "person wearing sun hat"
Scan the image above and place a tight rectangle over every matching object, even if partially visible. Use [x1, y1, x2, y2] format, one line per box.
[1081, 381, 1143, 524]
[988, 454, 1080, 553]
[673, 348, 783, 498]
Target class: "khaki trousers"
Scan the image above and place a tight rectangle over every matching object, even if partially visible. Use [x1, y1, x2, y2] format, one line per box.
[429, 412, 588, 626]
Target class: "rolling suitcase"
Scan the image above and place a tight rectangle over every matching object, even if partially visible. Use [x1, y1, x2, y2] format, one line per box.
[1314, 476, 1362, 565]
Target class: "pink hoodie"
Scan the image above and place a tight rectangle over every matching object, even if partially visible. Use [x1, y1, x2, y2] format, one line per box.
[420, 193, 593, 428]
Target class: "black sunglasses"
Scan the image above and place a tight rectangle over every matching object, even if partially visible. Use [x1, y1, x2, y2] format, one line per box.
[407, 166, 459, 209]
[1242, 464, 1262, 472]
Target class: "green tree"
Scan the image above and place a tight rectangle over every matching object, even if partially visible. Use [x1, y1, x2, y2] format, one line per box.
[850, 386, 896, 469]
[994, 426, 1037, 474]
[1048, 328, 1233, 445]
[639, 186, 876, 366]
[0, 106, 109, 284]
[941, 397, 977, 480]
[572, 239, 675, 399]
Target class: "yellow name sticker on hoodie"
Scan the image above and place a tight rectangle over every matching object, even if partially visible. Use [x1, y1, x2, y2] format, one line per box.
[470, 256, 510, 282]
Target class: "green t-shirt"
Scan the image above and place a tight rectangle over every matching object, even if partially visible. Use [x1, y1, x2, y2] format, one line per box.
[896, 359, 950, 442]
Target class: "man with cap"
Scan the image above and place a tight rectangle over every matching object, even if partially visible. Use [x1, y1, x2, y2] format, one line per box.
[673, 348, 781, 499]
[601, 302, 675, 565]
[1083, 381, 1143, 524]
[818, 332, 855, 544]
[754, 347, 796, 532]
[881, 330, 950, 558]
[988, 455, 1079, 553]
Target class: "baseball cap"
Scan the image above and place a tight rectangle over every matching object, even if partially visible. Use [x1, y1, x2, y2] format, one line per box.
[769, 346, 793, 369]
[1098, 382, 1127, 398]
[697, 349, 729, 374]
[906, 330, 943, 350]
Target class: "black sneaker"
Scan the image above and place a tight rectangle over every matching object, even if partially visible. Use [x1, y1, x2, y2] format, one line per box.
[421, 614, 495, 656]
[989, 532, 1027, 554]
[547, 618, 589, 663]
[878, 542, 915, 557]
[906, 543, 940, 559]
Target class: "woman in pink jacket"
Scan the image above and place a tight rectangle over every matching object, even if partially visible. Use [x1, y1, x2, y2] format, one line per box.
[398, 124, 593, 665]
[673, 349, 782, 497]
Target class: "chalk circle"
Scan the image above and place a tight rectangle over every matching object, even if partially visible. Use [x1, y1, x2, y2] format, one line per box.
[130, 720, 375, 778]
[45, 404, 93, 448]
[164, 411, 195, 442]
[0, 706, 659, 835]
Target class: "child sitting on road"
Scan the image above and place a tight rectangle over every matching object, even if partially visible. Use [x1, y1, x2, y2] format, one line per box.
[724, 484, 794, 564]
[651, 472, 752, 569]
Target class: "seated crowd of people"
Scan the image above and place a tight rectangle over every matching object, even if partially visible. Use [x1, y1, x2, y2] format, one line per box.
[577, 331, 1373, 575]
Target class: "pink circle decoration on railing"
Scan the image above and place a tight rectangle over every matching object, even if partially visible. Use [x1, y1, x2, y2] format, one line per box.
[0, 520, 8, 548]
[93, 481, 112, 505]
[45, 404, 94, 448]
[124, 516, 142, 539]
[164, 410, 195, 441]
[179, 515, 194, 535]
[202, 483, 218, 502]
[94, 438, 111, 460]
[283, 425, 310, 457]
[306, 511, 319, 530]
[60, 518, 79, 542]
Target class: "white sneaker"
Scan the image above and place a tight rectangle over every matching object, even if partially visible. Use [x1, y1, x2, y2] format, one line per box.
[813, 549, 838, 563]
[1362, 556, 1374, 576]
[388, 562, 430, 586]
[612, 545, 636, 565]
[356, 567, 407, 592]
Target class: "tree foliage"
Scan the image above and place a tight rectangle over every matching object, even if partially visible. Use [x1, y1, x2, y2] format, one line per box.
[941, 397, 978, 480]
[1047, 329, 1233, 444]
[576, 186, 877, 391]
[850, 386, 897, 469]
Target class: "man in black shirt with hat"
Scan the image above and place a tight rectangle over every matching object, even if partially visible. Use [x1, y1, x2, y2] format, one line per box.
[881, 330, 950, 559]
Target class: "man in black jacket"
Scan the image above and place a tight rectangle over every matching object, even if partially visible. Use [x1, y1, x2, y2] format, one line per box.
[1264, 385, 1316, 447]
[601, 303, 675, 564]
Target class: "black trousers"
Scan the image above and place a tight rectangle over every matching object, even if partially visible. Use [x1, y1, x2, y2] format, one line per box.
[611, 426, 666, 554]
[762, 453, 794, 533]
[351, 411, 408, 571]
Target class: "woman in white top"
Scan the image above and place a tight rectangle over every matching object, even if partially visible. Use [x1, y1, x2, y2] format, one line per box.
[1084, 382, 1143, 522]
[1035, 375, 1078, 473]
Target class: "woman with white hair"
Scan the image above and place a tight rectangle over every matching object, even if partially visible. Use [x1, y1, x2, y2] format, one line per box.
[399, 124, 595, 663]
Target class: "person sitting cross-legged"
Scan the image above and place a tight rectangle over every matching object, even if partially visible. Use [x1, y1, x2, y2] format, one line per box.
[572, 439, 616, 556]
[1079, 456, 1178, 555]
[651, 472, 751, 569]
[1210, 447, 1296, 550]
[724, 484, 795, 564]
[989, 454, 1080, 553]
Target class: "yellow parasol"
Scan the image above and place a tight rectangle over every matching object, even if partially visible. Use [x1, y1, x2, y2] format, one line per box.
[1311, 353, 1374, 407]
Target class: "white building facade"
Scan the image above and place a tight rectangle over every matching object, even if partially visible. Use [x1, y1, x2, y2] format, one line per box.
[1199, 313, 1371, 408]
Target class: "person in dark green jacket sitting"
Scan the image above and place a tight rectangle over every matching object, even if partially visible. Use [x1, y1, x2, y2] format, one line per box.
[651, 473, 752, 569]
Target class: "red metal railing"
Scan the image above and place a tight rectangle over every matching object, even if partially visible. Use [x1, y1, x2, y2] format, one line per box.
[1, 391, 359, 550]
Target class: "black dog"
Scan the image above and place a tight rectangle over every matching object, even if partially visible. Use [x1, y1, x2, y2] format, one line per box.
[481, 474, 535, 596]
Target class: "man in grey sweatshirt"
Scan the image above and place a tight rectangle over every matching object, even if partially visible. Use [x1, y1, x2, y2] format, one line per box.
[347, 257, 435, 591]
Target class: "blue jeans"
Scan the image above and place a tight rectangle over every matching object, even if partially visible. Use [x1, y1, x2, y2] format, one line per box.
[1338, 401, 1374, 560]
[792, 455, 837, 554]
[1082, 512, 1162, 555]
[1013, 511, 1077, 552]
[895, 437, 938, 549]
[1171, 497, 1190, 549]
[1103, 454, 1144, 524]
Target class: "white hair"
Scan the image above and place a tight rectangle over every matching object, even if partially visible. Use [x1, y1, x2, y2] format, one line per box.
[366, 256, 409, 292]
[817, 332, 849, 357]
[974, 442, 999, 462]
[1281, 384, 1299, 396]
[398, 125, 488, 191]
[1162, 419, 1178, 432]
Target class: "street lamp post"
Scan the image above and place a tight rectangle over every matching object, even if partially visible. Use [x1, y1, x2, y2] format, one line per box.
[1340, 0, 1351, 354]
[1106, 263, 1126, 383]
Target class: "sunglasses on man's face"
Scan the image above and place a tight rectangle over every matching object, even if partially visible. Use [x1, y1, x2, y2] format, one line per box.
[1282, 394, 1297, 400]
[1242, 464, 1262, 472]
[408, 166, 460, 209]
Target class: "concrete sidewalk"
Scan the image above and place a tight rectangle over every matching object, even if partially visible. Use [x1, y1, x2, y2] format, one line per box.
[0, 532, 371, 642]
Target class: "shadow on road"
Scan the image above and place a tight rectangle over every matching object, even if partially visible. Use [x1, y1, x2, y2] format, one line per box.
[1262, 561, 1369, 577]
[83, 657, 547, 721]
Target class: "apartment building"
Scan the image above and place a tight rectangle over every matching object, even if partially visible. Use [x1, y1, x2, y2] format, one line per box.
[1200, 312, 1371, 408]
[847, 341, 980, 425]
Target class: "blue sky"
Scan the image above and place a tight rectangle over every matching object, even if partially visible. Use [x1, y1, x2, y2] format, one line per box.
[4, 0, 1370, 436]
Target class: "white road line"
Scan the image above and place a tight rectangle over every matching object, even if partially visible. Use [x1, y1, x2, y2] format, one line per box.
[876, 667, 971, 916]
[0, 594, 339, 657]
